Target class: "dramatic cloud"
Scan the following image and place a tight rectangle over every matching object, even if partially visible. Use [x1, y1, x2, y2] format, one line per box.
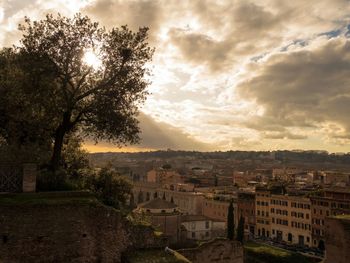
[1, 0, 350, 152]
[85, 113, 214, 152]
[237, 37, 350, 142]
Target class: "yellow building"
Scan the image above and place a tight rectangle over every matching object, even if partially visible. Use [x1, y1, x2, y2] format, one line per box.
[255, 188, 271, 238]
[270, 194, 312, 246]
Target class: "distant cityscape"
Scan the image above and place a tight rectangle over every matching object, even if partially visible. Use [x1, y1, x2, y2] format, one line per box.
[89, 150, 350, 262]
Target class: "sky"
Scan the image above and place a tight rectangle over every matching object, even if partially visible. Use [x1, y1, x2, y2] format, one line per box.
[1, 0, 350, 153]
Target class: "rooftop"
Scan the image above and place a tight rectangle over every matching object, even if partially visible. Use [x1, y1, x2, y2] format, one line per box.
[140, 198, 177, 209]
[181, 214, 212, 222]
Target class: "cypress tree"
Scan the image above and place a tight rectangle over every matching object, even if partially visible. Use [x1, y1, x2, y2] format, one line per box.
[227, 200, 234, 240]
[237, 215, 245, 243]
[162, 192, 166, 200]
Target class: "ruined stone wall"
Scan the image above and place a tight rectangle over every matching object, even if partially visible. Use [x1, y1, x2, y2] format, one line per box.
[0, 193, 166, 263]
[178, 239, 244, 263]
[324, 217, 350, 263]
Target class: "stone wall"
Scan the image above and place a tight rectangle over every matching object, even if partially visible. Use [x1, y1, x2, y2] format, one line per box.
[178, 239, 244, 263]
[0, 163, 37, 193]
[324, 216, 350, 263]
[0, 192, 166, 263]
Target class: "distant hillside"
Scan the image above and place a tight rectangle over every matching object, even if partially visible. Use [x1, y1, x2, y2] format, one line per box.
[88, 150, 350, 170]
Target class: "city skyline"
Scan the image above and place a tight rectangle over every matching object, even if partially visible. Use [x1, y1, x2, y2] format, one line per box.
[1, 0, 350, 153]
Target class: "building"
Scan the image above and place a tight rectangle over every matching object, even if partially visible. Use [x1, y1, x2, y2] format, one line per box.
[270, 194, 312, 246]
[237, 191, 256, 236]
[180, 215, 226, 241]
[146, 168, 184, 185]
[202, 198, 238, 227]
[255, 188, 271, 238]
[133, 198, 181, 243]
[310, 188, 350, 248]
[133, 182, 205, 215]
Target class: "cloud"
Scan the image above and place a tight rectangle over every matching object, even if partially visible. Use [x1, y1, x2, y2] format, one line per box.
[0, 0, 92, 47]
[2, 0, 350, 152]
[85, 112, 214, 152]
[237, 37, 350, 143]
[83, 0, 163, 43]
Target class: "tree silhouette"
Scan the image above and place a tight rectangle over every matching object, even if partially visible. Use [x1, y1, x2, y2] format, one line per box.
[138, 191, 144, 203]
[236, 215, 245, 243]
[10, 13, 153, 171]
[227, 200, 234, 240]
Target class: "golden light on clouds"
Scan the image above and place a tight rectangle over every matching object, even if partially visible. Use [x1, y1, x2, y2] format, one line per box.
[1, 0, 350, 153]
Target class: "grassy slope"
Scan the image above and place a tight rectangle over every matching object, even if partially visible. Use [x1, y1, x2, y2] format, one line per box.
[0, 191, 98, 206]
[244, 241, 313, 263]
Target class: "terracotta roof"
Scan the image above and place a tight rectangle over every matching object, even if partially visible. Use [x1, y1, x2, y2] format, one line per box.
[140, 198, 177, 209]
[181, 215, 211, 222]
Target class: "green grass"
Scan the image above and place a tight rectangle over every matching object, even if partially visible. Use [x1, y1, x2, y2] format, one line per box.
[244, 241, 313, 263]
[0, 191, 98, 206]
[125, 249, 191, 263]
[334, 214, 350, 220]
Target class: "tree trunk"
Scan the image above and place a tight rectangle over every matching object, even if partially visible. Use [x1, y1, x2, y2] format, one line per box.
[50, 112, 71, 171]
[51, 126, 65, 171]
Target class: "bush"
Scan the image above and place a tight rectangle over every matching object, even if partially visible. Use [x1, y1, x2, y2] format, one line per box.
[36, 168, 71, 191]
[87, 168, 132, 209]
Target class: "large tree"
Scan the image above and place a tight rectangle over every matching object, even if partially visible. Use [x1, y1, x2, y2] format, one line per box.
[13, 13, 153, 170]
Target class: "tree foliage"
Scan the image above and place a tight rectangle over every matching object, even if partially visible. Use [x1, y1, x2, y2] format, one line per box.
[0, 13, 154, 170]
[227, 200, 235, 240]
[88, 167, 132, 209]
[0, 48, 58, 160]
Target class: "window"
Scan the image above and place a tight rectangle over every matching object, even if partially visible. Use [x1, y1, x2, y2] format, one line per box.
[205, 221, 210, 229]
[205, 232, 209, 237]
[192, 232, 195, 238]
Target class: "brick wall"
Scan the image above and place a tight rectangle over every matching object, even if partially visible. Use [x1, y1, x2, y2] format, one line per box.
[178, 239, 244, 263]
[0, 193, 165, 262]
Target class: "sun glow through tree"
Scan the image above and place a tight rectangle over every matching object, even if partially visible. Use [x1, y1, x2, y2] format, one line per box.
[83, 50, 102, 70]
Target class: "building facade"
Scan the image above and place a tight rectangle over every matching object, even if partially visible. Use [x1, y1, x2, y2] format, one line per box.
[202, 198, 238, 227]
[255, 188, 271, 238]
[133, 198, 181, 244]
[133, 182, 205, 215]
[237, 191, 256, 236]
[180, 215, 226, 241]
[270, 194, 312, 246]
[311, 188, 350, 248]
